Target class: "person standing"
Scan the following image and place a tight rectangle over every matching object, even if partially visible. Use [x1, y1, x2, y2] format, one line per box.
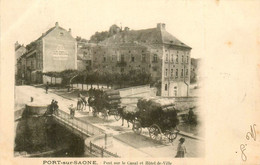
[175, 137, 187, 158]
[45, 82, 49, 94]
[69, 104, 74, 119]
[53, 101, 59, 115]
[188, 108, 194, 124]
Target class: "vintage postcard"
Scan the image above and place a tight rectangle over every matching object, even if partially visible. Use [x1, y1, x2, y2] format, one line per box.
[0, 0, 260, 164]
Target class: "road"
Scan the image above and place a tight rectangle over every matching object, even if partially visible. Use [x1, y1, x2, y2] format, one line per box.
[15, 85, 204, 157]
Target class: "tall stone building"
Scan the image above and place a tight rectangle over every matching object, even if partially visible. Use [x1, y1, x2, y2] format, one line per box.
[15, 42, 26, 76]
[91, 23, 191, 96]
[16, 22, 77, 84]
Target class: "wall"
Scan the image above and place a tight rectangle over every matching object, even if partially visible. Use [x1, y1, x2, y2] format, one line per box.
[43, 75, 62, 84]
[118, 85, 157, 106]
[43, 27, 76, 72]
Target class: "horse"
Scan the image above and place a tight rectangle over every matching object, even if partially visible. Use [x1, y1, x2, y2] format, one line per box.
[117, 106, 135, 128]
[77, 98, 85, 111]
[77, 93, 88, 111]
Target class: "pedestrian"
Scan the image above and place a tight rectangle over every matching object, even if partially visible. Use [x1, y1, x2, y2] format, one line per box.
[53, 101, 59, 115]
[45, 82, 49, 94]
[175, 137, 187, 158]
[69, 104, 74, 119]
[188, 107, 194, 124]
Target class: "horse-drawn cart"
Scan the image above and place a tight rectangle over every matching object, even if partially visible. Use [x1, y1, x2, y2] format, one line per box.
[131, 98, 180, 143]
[88, 89, 122, 120]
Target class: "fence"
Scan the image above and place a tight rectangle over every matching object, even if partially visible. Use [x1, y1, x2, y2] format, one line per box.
[85, 141, 119, 158]
[53, 110, 118, 157]
[54, 109, 104, 136]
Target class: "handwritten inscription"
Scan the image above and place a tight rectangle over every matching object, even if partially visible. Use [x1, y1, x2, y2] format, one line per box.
[240, 124, 257, 161]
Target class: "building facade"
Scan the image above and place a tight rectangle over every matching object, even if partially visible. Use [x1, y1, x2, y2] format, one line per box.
[16, 22, 77, 84]
[89, 23, 191, 96]
[15, 42, 26, 76]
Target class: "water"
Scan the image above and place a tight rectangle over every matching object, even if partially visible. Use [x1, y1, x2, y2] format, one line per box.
[15, 115, 85, 157]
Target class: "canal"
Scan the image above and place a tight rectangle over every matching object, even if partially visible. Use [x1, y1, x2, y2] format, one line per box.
[15, 115, 86, 157]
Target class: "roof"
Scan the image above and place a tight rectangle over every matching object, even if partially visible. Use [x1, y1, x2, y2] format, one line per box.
[36, 26, 67, 42]
[101, 27, 191, 49]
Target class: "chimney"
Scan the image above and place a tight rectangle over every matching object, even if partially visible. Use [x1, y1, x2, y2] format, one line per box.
[15, 41, 19, 49]
[124, 27, 130, 32]
[69, 28, 71, 34]
[157, 23, 166, 30]
[55, 22, 59, 27]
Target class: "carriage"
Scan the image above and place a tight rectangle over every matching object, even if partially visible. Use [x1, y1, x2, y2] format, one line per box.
[87, 89, 122, 120]
[130, 98, 180, 143]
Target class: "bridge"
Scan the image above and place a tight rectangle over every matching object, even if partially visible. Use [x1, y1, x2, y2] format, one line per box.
[15, 105, 119, 158]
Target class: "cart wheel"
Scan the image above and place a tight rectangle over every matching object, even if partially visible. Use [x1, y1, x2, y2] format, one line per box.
[92, 107, 98, 117]
[165, 130, 178, 143]
[149, 124, 162, 141]
[133, 121, 142, 134]
[102, 109, 109, 120]
[114, 111, 121, 121]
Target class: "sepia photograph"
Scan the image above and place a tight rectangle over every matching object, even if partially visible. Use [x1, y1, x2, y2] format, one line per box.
[14, 15, 203, 159]
[1, 0, 260, 164]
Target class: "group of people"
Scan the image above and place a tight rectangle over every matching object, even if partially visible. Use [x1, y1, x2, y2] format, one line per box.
[47, 99, 59, 115]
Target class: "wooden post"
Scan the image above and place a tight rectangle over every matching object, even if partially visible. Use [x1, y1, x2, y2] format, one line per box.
[101, 147, 104, 157]
[105, 133, 107, 148]
[90, 141, 92, 154]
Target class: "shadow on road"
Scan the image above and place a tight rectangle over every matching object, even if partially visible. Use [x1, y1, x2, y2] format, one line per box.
[114, 132, 165, 149]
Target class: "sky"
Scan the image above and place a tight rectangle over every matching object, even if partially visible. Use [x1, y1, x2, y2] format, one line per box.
[1, 0, 206, 59]
[1, 1, 260, 162]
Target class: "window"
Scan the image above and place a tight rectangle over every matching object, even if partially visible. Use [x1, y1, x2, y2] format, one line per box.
[165, 69, 168, 77]
[165, 84, 168, 91]
[182, 55, 184, 63]
[142, 68, 145, 72]
[121, 68, 124, 72]
[153, 67, 157, 71]
[181, 69, 184, 77]
[171, 69, 173, 77]
[186, 69, 188, 76]
[121, 54, 125, 62]
[131, 56, 135, 62]
[129, 50, 131, 53]
[142, 54, 146, 62]
[186, 56, 189, 63]
[153, 54, 158, 62]
[59, 32, 64, 36]
[171, 54, 174, 62]
[103, 56, 106, 62]
[166, 54, 168, 62]
[176, 69, 178, 77]
[176, 55, 178, 63]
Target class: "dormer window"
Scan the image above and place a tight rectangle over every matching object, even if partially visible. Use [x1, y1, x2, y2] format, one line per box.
[59, 32, 64, 36]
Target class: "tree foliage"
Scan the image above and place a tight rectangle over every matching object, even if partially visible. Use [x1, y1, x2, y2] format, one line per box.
[89, 24, 122, 43]
[43, 69, 152, 88]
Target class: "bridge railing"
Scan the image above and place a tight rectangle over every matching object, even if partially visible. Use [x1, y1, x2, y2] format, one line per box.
[55, 109, 104, 136]
[85, 141, 119, 157]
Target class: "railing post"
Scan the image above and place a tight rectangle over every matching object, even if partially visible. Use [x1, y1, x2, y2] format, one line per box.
[101, 147, 104, 157]
[105, 133, 107, 148]
[90, 141, 92, 154]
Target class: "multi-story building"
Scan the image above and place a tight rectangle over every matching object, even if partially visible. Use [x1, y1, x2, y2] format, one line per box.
[91, 23, 191, 96]
[77, 42, 95, 71]
[15, 42, 26, 76]
[16, 22, 77, 84]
